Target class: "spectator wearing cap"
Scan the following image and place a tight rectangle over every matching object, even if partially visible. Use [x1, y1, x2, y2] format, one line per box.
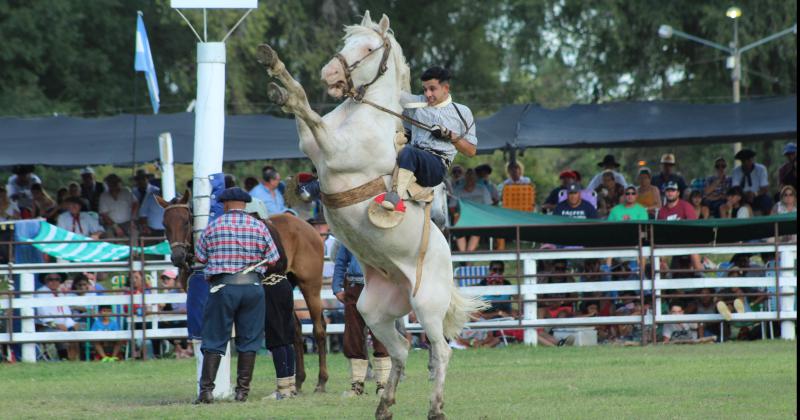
[57, 196, 105, 239]
[720, 186, 752, 219]
[36, 272, 79, 360]
[657, 181, 696, 221]
[635, 167, 661, 216]
[98, 173, 139, 238]
[587, 154, 628, 191]
[159, 269, 193, 359]
[608, 186, 648, 221]
[554, 183, 598, 219]
[132, 169, 160, 204]
[542, 170, 579, 213]
[6, 164, 41, 217]
[67, 182, 90, 212]
[250, 165, 289, 215]
[595, 170, 625, 218]
[703, 157, 732, 217]
[777, 142, 797, 191]
[731, 149, 773, 215]
[474, 164, 499, 205]
[652, 154, 688, 197]
[79, 166, 105, 212]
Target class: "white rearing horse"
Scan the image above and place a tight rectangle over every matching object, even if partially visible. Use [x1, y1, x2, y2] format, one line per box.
[256, 11, 485, 420]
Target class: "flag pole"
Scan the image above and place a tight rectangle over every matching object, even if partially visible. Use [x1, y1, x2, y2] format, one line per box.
[128, 11, 142, 361]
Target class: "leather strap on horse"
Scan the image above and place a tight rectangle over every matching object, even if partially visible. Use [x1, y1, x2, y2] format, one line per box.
[320, 177, 387, 209]
[412, 201, 433, 297]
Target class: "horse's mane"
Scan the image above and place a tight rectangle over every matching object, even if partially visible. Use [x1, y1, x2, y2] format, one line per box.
[342, 22, 410, 92]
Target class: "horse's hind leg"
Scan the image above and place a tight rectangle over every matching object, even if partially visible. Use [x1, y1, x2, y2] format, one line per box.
[292, 312, 307, 392]
[411, 286, 452, 419]
[306, 292, 329, 392]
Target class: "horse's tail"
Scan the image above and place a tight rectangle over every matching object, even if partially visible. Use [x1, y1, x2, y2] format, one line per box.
[443, 283, 490, 341]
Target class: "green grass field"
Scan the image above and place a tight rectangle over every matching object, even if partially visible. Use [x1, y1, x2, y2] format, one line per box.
[0, 341, 796, 419]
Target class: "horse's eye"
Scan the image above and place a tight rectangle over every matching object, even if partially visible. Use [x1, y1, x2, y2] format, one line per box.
[368, 47, 373, 52]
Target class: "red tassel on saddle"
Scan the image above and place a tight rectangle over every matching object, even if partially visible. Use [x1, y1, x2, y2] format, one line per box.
[373, 193, 405, 212]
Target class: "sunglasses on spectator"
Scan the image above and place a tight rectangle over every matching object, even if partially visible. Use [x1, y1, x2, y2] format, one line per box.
[625, 191, 637, 196]
[715, 164, 726, 168]
[490, 266, 504, 272]
[45, 276, 61, 281]
[784, 192, 795, 197]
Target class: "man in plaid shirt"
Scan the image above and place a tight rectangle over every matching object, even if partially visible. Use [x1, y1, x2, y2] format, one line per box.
[194, 187, 277, 404]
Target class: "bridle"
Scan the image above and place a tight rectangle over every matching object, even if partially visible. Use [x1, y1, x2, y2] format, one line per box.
[162, 203, 193, 265]
[333, 29, 392, 102]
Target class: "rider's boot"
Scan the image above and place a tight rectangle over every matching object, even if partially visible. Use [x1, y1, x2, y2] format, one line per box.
[194, 351, 222, 404]
[373, 356, 391, 397]
[234, 351, 257, 402]
[381, 168, 415, 211]
[342, 358, 369, 397]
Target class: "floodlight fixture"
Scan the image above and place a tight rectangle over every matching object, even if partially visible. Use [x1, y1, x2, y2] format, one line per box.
[658, 25, 673, 39]
[726, 7, 742, 19]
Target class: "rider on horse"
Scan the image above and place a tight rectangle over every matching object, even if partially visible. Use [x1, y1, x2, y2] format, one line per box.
[380, 66, 477, 214]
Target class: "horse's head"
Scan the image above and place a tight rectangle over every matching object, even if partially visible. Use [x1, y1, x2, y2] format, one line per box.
[155, 190, 193, 268]
[321, 11, 409, 100]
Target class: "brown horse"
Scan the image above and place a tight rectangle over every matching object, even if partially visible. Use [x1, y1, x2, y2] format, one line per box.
[156, 191, 329, 392]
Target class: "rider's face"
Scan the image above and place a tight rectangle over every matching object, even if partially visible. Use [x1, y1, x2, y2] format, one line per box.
[423, 79, 449, 106]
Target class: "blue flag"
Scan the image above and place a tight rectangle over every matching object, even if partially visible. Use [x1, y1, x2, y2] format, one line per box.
[134, 13, 160, 114]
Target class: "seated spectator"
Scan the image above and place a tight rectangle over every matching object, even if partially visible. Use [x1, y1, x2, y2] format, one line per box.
[652, 154, 688, 198]
[69, 273, 97, 330]
[158, 269, 192, 359]
[79, 167, 105, 212]
[6, 164, 41, 217]
[137, 189, 165, 243]
[36, 272, 79, 361]
[703, 157, 732, 217]
[772, 185, 797, 215]
[474, 164, 499, 205]
[587, 154, 627, 190]
[66, 182, 91, 212]
[452, 312, 502, 349]
[636, 167, 661, 216]
[595, 170, 625, 218]
[0, 186, 20, 221]
[250, 166, 289, 215]
[454, 168, 492, 251]
[731, 149, 773, 215]
[608, 186, 648, 221]
[661, 305, 713, 344]
[30, 183, 58, 222]
[688, 190, 710, 219]
[131, 169, 160, 204]
[478, 261, 514, 318]
[498, 161, 532, 200]
[542, 170, 578, 213]
[98, 173, 138, 238]
[554, 183, 598, 219]
[777, 142, 797, 191]
[90, 305, 123, 361]
[56, 197, 104, 239]
[243, 176, 259, 192]
[720, 186, 752, 219]
[657, 182, 696, 221]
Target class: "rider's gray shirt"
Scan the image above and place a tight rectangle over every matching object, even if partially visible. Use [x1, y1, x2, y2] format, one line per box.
[400, 93, 477, 164]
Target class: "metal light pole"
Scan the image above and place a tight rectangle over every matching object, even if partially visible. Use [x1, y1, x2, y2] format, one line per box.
[658, 8, 797, 152]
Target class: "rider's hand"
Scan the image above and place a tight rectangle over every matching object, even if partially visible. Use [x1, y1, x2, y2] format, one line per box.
[335, 291, 345, 303]
[431, 125, 452, 140]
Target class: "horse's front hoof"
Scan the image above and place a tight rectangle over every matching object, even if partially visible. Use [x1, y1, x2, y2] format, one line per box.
[256, 44, 279, 68]
[375, 397, 395, 420]
[268, 82, 289, 106]
[314, 383, 326, 393]
[427, 412, 446, 420]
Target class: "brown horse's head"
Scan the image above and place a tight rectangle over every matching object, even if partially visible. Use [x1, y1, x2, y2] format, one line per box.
[155, 190, 192, 269]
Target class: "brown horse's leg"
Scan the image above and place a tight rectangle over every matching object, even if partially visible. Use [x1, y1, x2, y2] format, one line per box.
[306, 291, 328, 393]
[292, 311, 307, 393]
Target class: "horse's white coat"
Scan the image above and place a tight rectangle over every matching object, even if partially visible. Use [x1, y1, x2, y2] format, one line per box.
[259, 11, 485, 418]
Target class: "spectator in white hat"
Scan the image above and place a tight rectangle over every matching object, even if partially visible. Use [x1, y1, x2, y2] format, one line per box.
[652, 154, 688, 197]
[79, 166, 105, 212]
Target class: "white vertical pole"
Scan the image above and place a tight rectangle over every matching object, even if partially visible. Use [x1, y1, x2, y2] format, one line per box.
[192, 41, 230, 399]
[523, 258, 538, 346]
[779, 250, 796, 340]
[158, 132, 176, 201]
[20, 273, 36, 362]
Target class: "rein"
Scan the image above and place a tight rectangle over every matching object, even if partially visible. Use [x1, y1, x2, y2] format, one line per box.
[163, 204, 193, 253]
[335, 29, 392, 102]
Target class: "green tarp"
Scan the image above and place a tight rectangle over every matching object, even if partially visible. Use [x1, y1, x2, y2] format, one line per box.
[27, 222, 171, 262]
[452, 200, 797, 247]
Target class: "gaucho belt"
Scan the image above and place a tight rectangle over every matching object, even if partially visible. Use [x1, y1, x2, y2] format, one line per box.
[210, 272, 262, 286]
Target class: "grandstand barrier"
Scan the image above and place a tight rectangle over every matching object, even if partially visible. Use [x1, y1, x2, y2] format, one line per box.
[1, 234, 796, 362]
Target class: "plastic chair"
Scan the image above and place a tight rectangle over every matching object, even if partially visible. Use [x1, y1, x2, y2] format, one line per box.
[557, 189, 598, 208]
[453, 265, 488, 287]
[501, 184, 536, 212]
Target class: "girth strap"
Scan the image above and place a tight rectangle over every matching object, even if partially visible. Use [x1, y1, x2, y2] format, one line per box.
[320, 177, 387, 209]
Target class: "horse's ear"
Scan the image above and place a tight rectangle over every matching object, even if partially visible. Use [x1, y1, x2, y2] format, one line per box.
[378, 14, 390, 34]
[154, 194, 170, 209]
[180, 189, 191, 204]
[361, 10, 372, 26]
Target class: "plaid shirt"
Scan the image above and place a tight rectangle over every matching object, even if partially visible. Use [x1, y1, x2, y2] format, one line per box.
[195, 210, 279, 277]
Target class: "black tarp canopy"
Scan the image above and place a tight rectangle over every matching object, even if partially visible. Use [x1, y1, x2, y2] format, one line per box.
[1, 96, 795, 166]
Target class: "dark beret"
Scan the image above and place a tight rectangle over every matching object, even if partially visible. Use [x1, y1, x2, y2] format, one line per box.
[218, 187, 252, 203]
[734, 149, 756, 160]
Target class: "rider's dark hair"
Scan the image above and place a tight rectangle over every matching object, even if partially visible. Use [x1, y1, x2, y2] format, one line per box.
[421, 67, 451, 83]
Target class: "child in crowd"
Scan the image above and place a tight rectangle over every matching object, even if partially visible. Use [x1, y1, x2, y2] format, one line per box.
[90, 305, 122, 361]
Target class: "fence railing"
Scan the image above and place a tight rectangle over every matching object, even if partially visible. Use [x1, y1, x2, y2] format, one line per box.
[1, 226, 796, 362]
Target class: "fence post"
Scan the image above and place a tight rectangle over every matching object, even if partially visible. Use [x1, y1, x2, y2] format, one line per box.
[20, 272, 36, 363]
[522, 257, 538, 346]
[779, 248, 796, 340]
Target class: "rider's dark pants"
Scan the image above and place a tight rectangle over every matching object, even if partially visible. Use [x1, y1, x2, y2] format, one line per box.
[200, 283, 265, 355]
[396, 146, 447, 187]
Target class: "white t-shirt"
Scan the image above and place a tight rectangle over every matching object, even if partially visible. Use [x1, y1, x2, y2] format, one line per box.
[662, 322, 698, 340]
[731, 164, 769, 194]
[98, 188, 137, 224]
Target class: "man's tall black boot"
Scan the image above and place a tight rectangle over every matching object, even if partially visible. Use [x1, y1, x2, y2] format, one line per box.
[194, 351, 222, 404]
[235, 352, 257, 402]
